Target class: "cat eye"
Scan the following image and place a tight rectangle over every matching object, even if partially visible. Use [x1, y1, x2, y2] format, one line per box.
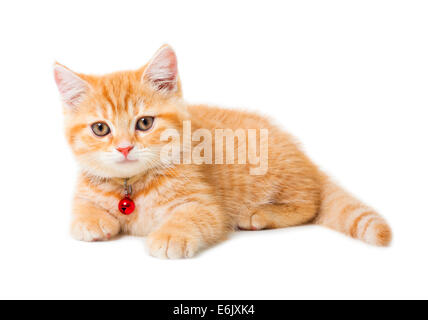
[136, 116, 154, 131]
[91, 122, 111, 137]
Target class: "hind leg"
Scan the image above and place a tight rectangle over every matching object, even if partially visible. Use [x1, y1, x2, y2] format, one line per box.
[238, 203, 317, 230]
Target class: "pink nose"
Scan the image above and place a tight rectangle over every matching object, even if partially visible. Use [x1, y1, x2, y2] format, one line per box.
[116, 145, 134, 158]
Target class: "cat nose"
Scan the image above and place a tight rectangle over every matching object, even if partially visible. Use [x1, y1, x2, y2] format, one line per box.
[116, 145, 134, 158]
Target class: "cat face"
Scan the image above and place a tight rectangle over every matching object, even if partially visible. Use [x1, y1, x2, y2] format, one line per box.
[54, 45, 185, 178]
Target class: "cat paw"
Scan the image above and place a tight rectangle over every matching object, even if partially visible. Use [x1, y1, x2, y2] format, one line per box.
[237, 212, 268, 231]
[146, 229, 201, 259]
[71, 215, 120, 242]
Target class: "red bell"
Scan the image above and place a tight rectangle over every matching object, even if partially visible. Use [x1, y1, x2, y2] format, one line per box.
[118, 197, 135, 215]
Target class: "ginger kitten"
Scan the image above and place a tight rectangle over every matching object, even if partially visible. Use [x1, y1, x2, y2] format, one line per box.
[54, 45, 392, 259]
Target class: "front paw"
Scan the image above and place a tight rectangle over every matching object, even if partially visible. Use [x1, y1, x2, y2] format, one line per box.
[71, 215, 120, 242]
[147, 227, 202, 259]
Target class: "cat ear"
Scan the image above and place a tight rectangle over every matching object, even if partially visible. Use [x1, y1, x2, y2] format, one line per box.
[53, 63, 90, 107]
[142, 45, 178, 94]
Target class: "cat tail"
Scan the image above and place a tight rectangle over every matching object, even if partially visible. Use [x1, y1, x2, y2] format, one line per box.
[314, 172, 392, 246]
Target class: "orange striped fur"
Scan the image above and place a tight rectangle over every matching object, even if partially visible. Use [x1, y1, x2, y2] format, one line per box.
[54, 45, 391, 258]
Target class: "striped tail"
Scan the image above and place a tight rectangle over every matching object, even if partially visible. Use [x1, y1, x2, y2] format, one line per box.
[315, 173, 392, 246]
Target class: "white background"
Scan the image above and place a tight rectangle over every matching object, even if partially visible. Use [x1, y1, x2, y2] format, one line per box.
[0, 0, 427, 299]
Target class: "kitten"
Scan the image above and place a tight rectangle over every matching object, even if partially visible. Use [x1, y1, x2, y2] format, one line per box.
[54, 45, 392, 259]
